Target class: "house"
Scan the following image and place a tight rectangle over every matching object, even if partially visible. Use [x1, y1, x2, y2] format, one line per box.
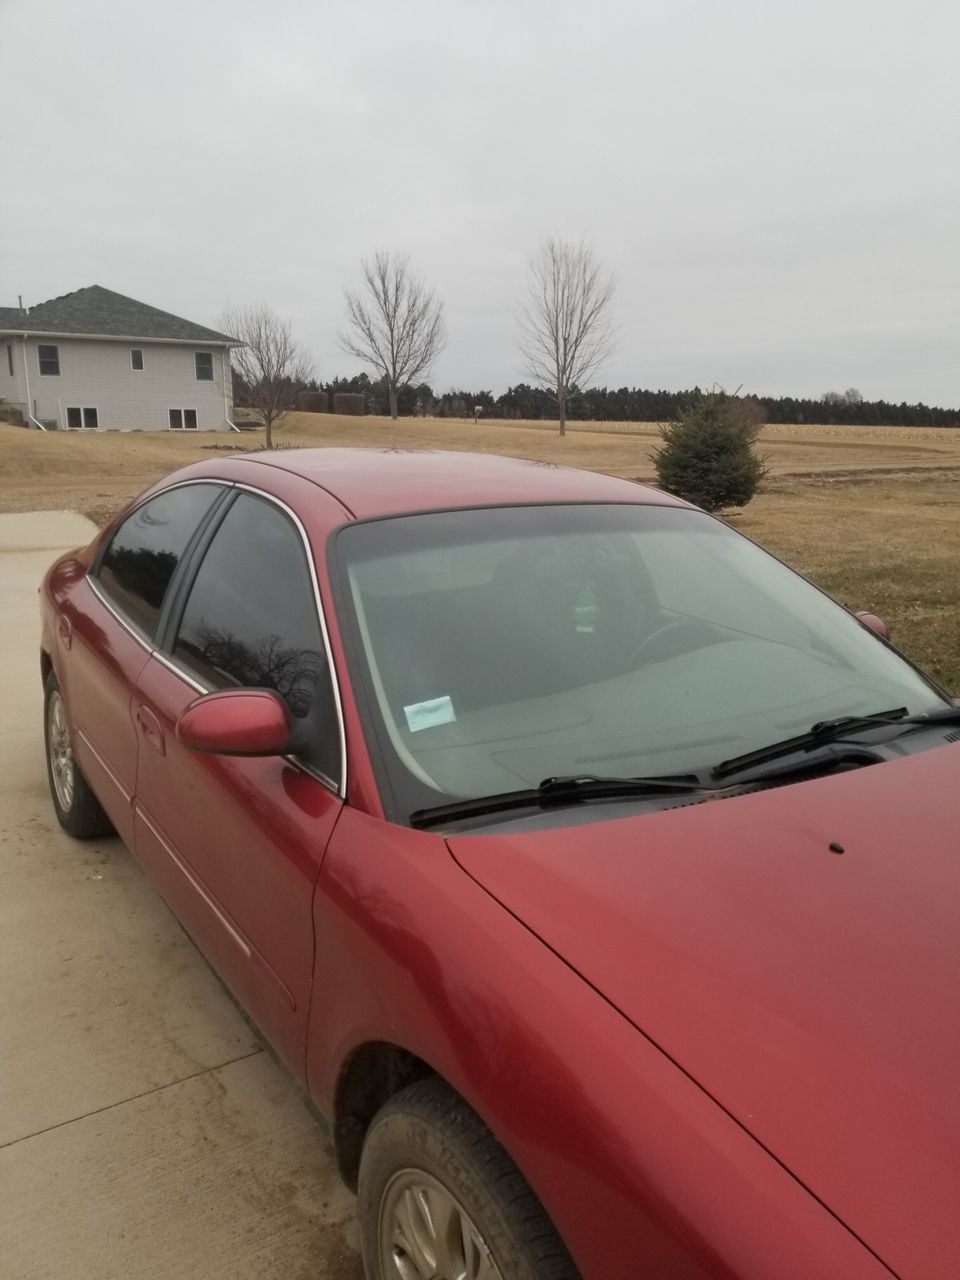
[0, 285, 239, 431]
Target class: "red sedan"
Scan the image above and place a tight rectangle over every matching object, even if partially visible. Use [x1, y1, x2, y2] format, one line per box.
[40, 449, 960, 1280]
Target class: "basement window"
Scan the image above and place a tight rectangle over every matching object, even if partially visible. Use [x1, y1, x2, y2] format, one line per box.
[38, 344, 60, 376]
[131, 348, 144, 370]
[66, 407, 99, 429]
[194, 351, 214, 381]
[169, 408, 198, 430]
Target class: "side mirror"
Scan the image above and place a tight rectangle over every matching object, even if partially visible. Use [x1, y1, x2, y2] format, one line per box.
[855, 611, 890, 641]
[176, 688, 291, 757]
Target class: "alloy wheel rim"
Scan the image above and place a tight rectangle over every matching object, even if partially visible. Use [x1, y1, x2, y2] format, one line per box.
[378, 1170, 503, 1280]
[48, 691, 75, 811]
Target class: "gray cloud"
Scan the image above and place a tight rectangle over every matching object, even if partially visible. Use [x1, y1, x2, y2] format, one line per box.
[3, 0, 958, 404]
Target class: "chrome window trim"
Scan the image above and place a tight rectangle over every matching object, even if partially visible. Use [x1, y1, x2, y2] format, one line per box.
[281, 755, 340, 793]
[151, 647, 208, 695]
[231, 482, 348, 798]
[85, 478, 234, 656]
[88, 476, 233, 579]
[86, 576, 154, 656]
[86, 475, 348, 800]
[152, 649, 340, 793]
[111, 474, 231, 519]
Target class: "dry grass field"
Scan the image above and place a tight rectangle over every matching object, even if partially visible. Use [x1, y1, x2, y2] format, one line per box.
[2, 413, 958, 688]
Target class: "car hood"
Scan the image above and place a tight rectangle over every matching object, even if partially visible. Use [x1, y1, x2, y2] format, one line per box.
[446, 746, 960, 1280]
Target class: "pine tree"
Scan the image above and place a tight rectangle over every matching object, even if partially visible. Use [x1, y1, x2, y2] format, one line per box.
[653, 392, 767, 513]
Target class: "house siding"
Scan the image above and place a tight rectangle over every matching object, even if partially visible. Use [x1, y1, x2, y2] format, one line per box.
[15, 336, 234, 430]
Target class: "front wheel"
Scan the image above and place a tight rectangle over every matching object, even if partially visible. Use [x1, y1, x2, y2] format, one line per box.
[358, 1078, 580, 1280]
[44, 672, 114, 839]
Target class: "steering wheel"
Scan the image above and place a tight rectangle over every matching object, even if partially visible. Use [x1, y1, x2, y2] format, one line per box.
[629, 618, 712, 667]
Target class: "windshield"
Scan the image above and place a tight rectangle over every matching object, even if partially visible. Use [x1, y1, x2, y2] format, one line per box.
[334, 503, 948, 820]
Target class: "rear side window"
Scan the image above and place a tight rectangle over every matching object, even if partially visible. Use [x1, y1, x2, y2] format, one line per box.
[96, 484, 222, 637]
[172, 493, 340, 784]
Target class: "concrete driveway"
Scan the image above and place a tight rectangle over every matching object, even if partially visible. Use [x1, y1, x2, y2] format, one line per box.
[0, 513, 363, 1279]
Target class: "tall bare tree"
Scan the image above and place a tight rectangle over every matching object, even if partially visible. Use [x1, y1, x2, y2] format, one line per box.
[518, 238, 616, 436]
[220, 304, 313, 448]
[340, 251, 446, 420]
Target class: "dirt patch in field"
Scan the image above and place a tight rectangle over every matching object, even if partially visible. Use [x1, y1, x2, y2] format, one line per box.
[772, 464, 960, 483]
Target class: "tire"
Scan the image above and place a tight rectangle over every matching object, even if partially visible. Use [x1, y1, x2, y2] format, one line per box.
[358, 1077, 580, 1280]
[43, 672, 114, 839]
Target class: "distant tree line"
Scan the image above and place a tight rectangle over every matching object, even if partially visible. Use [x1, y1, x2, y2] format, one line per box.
[256, 373, 959, 428]
[227, 247, 958, 432]
[234, 359, 960, 430]
[220, 252, 947, 519]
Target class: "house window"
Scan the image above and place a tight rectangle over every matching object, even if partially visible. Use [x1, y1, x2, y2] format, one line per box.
[195, 351, 214, 381]
[169, 408, 198, 430]
[131, 348, 144, 370]
[6, 344, 12, 376]
[66, 407, 99, 429]
[38, 344, 60, 376]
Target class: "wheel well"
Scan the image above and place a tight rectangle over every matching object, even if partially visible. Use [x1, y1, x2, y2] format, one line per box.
[40, 649, 52, 690]
[333, 1042, 435, 1189]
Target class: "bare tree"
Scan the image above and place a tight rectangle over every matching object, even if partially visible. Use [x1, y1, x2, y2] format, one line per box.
[340, 251, 446, 420]
[518, 238, 616, 436]
[220, 304, 313, 448]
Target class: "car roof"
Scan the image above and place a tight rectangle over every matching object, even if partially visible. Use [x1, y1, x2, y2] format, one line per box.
[233, 448, 685, 520]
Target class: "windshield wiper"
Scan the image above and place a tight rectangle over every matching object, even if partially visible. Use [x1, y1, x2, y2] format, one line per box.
[410, 773, 705, 830]
[411, 704, 960, 827]
[712, 707, 913, 781]
[901, 704, 960, 725]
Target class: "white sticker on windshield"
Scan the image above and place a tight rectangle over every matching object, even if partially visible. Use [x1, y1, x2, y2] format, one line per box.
[404, 696, 456, 733]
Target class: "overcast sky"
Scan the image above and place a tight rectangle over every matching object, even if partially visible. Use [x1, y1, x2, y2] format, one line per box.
[3, 0, 959, 404]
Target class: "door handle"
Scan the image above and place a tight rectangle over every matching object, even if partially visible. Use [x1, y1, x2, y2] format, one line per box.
[56, 615, 72, 650]
[136, 705, 166, 756]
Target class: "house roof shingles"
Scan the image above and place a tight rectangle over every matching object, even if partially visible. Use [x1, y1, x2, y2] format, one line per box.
[0, 286, 236, 344]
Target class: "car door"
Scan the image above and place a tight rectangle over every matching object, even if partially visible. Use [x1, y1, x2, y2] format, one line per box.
[62, 482, 226, 846]
[130, 488, 345, 1075]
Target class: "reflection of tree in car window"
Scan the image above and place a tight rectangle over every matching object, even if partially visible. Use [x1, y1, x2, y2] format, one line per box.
[178, 624, 324, 717]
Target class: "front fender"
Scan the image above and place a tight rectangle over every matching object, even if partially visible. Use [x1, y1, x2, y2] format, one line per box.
[307, 808, 886, 1280]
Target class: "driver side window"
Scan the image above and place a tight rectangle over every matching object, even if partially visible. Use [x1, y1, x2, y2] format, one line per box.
[172, 493, 341, 786]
